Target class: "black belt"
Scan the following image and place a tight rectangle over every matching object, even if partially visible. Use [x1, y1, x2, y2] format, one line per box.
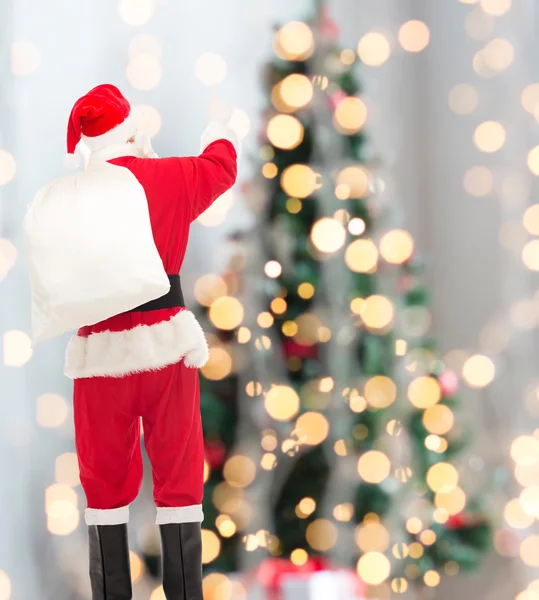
[128, 274, 185, 312]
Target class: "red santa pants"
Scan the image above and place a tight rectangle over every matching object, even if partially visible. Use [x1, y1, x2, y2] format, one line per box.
[73, 361, 204, 526]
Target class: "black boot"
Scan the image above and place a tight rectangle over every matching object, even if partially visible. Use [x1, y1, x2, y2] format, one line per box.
[88, 524, 133, 600]
[159, 523, 203, 600]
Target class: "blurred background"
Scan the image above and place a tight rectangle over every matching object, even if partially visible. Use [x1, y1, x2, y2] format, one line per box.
[2, 0, 539, 598]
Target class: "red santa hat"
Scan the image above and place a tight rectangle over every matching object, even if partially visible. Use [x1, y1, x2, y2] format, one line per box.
[65, 84, 138, 167]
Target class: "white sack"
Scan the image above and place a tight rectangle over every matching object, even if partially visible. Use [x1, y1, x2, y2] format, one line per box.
[25, 161, 169, 343]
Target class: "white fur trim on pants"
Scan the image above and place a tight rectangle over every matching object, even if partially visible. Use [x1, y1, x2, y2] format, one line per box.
[85, 506, 129, 526]
[156, 505, 204, 525]
[64, 310, 209, 379]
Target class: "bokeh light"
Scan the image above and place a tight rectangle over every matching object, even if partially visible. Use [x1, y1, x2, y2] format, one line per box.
[265, 385, 300, 421]
[356, 552, 391, 585]
[334, 97, 367, 135]
[223, 456, 256, 488]
[306, 519, 337, 551]
[201, 529, 221, 564]
[55, 453, 80, 487]
[398, 20, 430, 52]
[426, 463, 459, 493]
[462, 354, 495, 387]
[311, 218, 346, 253]
[3, 330, 32, 366]
[118, 0, 155, 25]
[280, 74, 314, 109]
[464, 166, 494, 196]
[195, 53, 227, 86]
[480, 0, 511, 16]
[195, 275, 227, 307]
[361, 295, 395, 330]
[11, 40, 40, 76]
[448, 84, 479, 115]
[267, 114, 304, 150]
[209, 296, 244, 330]
[357, 32, 391, 67]
[423, 405, 454, 435]
[0, 150, 16, 185]
[345, 239, 378, 272]
[408, 376, 442, 409]
[281, 164, 319, 198]
[37, 393, 68, 428]
[357, 451, 391, 483]
[337, 166, 370, 199]
[127, 54, 162, 90]
[228, 108, 251, 140]
[274, 22, 314, 61]
[379, 230, 414, 264]
[364, 376, 397, 408]
[473, 121, 506, 152]
[132, 104, 162, 137]
[201, 346, 232, 381]
[295, 412, 329, 445]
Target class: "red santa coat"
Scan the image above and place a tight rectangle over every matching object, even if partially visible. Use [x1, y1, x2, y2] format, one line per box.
[64, 135, 237, 379]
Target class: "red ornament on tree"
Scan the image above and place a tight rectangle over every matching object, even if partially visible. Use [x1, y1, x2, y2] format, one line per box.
[204, 439, 227, 469]
[439, 370, 459, 397]
[282, 339, 318, 360]
[446, 513, 468, 530]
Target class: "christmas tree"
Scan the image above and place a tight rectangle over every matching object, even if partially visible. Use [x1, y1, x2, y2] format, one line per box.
[193, 7, 492, 595]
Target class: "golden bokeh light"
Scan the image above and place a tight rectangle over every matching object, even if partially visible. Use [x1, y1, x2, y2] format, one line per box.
[201, 530, 221, 564]
[265, 385, 300, 421]
[118, 0, 155, 26]
[520, 536, 539, 567]
[306, 519, 337, 551]
[209, 296, 244, 330]
[333, 503, 354, 522]
[126, 54, 162, 91]
[462, 354, 495, 387]
[480, 0, 511, 16]
[260, 453, 277, 471]
[380, 230, 414, 264]
[262, 163, 278, 179]
[336, 166, 370, 199]
[523, 240, 539, 271]
[504, 498, 534, 529]
[294, 313, 322, 346]
[36, 393, 68, 428]
[398, 20, 430, 53]
[298, 282, 315, 299]
[528, 146, 539, 176]
[257, 312, 274, 329]
[290, 548, 309, 566]
[520, 486, 539, 517]
[55, 453, 80, 487]
[408, 376, 442, 409]
[463, 166, 494, 197]
[216, 515, 237, 538]
[297, 497, 316, 519]
[420, 530, 437, 546]
[280, 74, 314, 109]
[274, 22, 314, 61]
[426, 462, 459, 493]
[409, 542, 425, 559]
[406, 517, 423, 534]
[133, 104, 162, 137]
[511, 436, 539, 466]
[482, 38, 514, 71]
[201, 346, 232, 381]
[391, 578, 408, 594]
[424, 571, 441, 587]
[356, 552, 391, 585]
[523, 205, 539, 235]
[360, 295, 394, 331]
[345, 238, 378, 273]
[223, 455, 256, 488]
[448, 84, 478, 115]
[281, 164, 319, 198]
[435, 487, 467, 515]
[195, 52, 227, 86]
[334, 97, 368, 135]
[267, 115, 304, 150]
[295, 412, 329, 445]
[522, 84, 539, 114]
[422, 405, 454, 435]
[357, 451, 391, 484]
[364, 376, 397, 408]
[473, 121, 505, 153]
[0, 570, 11, 600]
[310, 218, 346, 253]
[3, 330, 32, 366]
[357, 32, 391, 67]
[194, 274, 227, 307]
[271, 297, 287, 314]
[356, 522, 390, 552]
[349, 218, 366, 236]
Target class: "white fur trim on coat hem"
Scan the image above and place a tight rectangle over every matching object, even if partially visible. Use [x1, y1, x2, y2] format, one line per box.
[200, 121, 240, 155]
[156, 505, 204, 525]
[85, 506, 129, 526]
[64, 310, 209, 379]
[82, 113, 137, 152]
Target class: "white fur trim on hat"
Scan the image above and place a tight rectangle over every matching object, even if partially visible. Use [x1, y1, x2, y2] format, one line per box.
[200, 121, 240, 155]
[156, 505, 204, 525]
[85, 506, 129, 526]
[82, 113, 138, 152]
[64, 310, 209, 379]
[63, 153, 81, 169]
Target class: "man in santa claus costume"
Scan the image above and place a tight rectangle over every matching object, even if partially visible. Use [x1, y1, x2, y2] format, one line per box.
[62, 84, 238, 599]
